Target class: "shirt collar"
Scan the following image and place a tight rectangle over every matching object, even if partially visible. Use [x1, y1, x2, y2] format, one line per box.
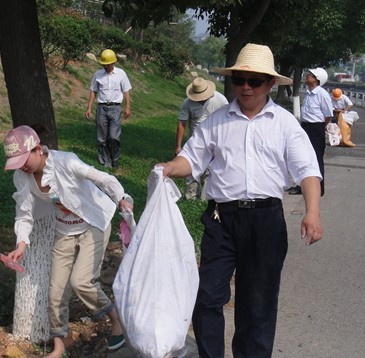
[228, 97, 275, 120]
[307, 85, 321, 94]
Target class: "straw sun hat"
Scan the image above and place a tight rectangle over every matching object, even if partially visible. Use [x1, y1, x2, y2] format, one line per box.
[213, 43, 292, 86]
[186, 77, 216, 101]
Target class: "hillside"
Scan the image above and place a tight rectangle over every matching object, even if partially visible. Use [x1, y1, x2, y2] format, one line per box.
[0, 56, 220, 356]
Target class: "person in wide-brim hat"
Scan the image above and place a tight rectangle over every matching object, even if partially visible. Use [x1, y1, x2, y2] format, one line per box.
[213, 43, 292, 86]
[186, 77, 216, 102]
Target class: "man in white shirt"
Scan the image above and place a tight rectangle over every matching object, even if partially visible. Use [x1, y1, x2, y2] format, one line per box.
[85, 49, 132, 168]
[289, 68, 333, 196]
[176, 77, 228, 199]
[157, 43, 323, 358]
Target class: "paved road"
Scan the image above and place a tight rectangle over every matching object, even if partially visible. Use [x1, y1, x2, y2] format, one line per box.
[274, 106, 365, 358]
[110, 107, 365, 358]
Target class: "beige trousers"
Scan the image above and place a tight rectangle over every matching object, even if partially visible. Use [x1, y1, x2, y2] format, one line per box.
[48, 224, 112, 337]
[185, 170, 209, 200]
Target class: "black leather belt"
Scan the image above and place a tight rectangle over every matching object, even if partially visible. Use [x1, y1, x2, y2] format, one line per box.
[98, 102, 121, 106]
[215, 197, 281, 209]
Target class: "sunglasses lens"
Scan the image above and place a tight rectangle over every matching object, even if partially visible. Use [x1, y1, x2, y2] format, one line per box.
[248, 79, 265, 88]
[231, 76, 266, 88]
[231, 76, 244, 86]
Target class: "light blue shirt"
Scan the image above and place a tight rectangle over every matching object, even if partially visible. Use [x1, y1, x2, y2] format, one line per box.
[301, 86, 333, 123]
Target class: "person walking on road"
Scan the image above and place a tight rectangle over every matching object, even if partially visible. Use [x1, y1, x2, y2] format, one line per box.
[176, 77, 228, 200]
[157, 43, 323, 358]
[289, 68, 333, 196]
[85, 49, 132, 169]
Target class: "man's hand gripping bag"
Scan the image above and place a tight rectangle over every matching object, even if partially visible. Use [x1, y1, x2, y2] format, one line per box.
[113, 166, 199, 357]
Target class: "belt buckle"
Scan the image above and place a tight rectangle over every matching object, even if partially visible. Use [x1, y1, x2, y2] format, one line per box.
[238, 200, 255, 208]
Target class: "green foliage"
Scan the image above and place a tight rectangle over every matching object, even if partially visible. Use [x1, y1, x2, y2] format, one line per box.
[153, 44, 186, 79]
[192, 36, 226, 69]
[98, 25, 135, 54]
[39, 12, 93, 67]
[36, 0, 74, 15]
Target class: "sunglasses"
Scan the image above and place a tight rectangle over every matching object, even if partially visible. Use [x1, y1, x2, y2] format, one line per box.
[231, 76, 269, 88]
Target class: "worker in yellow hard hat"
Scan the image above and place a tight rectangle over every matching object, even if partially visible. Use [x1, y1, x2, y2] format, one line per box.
[85, 49, 132, 168]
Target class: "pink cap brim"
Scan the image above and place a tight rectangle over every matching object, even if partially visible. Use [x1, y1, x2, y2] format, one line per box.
[5, 151, 31, 170]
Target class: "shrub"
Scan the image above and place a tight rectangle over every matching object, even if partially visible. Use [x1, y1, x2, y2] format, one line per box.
[40, 14, 93, 68]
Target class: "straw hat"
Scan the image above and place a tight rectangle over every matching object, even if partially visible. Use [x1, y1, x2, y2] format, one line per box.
[186, 77, 216, 101]
[213, 43, 292, 86]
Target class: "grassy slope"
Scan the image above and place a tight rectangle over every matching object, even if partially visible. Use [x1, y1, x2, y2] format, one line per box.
[0, 58, 222, 325]
[0, 58, 224, 249]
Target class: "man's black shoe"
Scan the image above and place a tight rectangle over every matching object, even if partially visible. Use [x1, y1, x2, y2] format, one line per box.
[288, 186, 302, 195]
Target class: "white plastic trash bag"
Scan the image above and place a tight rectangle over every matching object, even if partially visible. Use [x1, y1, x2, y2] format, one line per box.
[342, 111, 359, 126]
[113, 166, 199, 358]
[326, 123, 341, 146]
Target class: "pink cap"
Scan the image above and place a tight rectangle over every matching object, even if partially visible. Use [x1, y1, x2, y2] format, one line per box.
[4, 125, 40, 170]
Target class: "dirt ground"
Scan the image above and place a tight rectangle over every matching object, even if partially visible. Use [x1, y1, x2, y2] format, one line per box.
[0, 241, 125, 358]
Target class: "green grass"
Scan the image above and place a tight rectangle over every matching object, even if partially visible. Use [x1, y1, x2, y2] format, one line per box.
[0, 59, 213, 325]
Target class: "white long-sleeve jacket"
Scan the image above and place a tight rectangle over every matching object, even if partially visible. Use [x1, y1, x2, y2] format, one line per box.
[12, 149, 132, 245]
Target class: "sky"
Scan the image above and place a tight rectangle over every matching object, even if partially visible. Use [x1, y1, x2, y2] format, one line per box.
[186, 9, 209, 35]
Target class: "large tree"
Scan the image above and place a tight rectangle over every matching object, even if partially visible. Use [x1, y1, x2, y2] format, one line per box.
[248, 0, 365, 116]
[103, 0, 274, 100]
[0, 0, 57, 147]
[0, 0, 57, 343]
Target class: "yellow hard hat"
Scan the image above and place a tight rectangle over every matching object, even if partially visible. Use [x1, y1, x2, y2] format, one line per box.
[100, 49, 117, 65]
[332, 88, 342, 99]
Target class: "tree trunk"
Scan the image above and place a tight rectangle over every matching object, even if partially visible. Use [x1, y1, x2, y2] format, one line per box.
[13, 213, 55, 343]
[276, 61, 293, 102]
[0, 0, 57, 148]
[292, 65, 303, 119]
[224, 0, 274, 102]
[0, 0, 57, 343]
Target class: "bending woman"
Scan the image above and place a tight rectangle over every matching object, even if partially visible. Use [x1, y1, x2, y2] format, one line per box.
[3, 125, 133, 358]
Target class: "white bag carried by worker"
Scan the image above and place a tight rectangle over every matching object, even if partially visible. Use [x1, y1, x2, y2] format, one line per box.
[113, 166, 199, 358]
[342, 111, 359, 126]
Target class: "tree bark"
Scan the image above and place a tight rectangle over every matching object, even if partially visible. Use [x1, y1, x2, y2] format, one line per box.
[0, 0, 57, 148]
[224, 0, 273, 102]
[13, 213, 55, 343]
[292, 65, 303, 119]
[0, 0, 58, 343]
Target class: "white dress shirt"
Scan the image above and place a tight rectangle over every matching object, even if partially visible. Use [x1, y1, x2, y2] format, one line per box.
[90, 67, 132, 103]
[179, 97, 322, 202]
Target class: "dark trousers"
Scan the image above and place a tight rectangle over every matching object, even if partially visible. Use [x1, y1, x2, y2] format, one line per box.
[192, 201, 288, 358]
[301, 122, 326, 196]
[96, 104, 122, 165]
